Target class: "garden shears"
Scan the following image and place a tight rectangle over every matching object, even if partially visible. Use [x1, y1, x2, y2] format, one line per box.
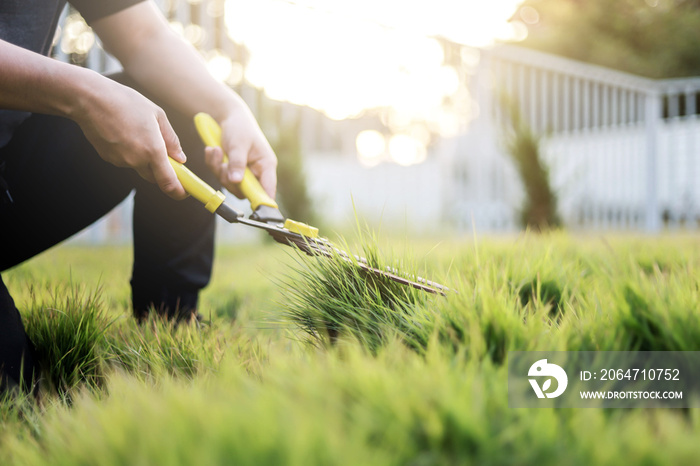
[167, 113, 449, 296]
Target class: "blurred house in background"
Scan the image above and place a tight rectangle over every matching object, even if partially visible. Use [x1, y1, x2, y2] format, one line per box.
[53, 0, 699, 242]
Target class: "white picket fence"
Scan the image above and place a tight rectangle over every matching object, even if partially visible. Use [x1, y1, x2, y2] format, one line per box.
[456, 45, 700, 231]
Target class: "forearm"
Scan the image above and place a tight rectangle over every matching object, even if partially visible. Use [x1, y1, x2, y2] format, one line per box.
[126, 31, 244, 122]
[93, 4, 245, 123]
[0, 39, 109, 121]
[0, 38, 187, 199]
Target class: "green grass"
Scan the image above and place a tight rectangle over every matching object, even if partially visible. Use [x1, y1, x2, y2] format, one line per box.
[1, 232, 699, 465]
[280, 235, 431, 353]
[22, 284, 111, 398]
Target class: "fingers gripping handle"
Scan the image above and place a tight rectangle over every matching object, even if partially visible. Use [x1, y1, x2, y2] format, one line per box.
[168, 159, 225, 213]
[194, 112, 279, 211]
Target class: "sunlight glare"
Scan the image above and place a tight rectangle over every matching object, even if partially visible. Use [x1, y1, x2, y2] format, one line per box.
[206, 49, 234, 82]
[225, 0, 524, 126]
[388, 134, 427, 166]
[356, 130, 386, 158]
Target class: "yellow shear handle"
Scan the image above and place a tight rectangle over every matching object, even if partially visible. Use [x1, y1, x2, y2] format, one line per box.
[168, 159, 225, 213]
[194, 112, 279, 211]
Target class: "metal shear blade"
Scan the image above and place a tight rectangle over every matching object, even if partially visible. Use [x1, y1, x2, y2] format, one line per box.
[235, 216, 450, 296]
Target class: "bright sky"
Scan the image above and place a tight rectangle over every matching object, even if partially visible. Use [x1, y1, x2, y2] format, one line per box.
[224, 0, 526, 124]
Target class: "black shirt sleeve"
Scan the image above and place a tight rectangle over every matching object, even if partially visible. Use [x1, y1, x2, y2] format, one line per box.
[68, 0, 147, 24]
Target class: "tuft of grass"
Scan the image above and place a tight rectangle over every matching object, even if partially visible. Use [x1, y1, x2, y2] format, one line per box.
[22, 284, 112, 399]
[0, 388, 42, 439]
[616, 283, 700, 352]
[210, 291, 243, 321]
[518, 277, 564, 318]
[280, 234, 435, 354]
[106, 317, 225, 380]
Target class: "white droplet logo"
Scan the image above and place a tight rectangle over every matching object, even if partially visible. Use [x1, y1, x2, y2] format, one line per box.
[528, 359, 568, 399]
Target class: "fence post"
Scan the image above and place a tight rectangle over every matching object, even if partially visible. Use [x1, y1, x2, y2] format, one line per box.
[644, 89, 661, 232]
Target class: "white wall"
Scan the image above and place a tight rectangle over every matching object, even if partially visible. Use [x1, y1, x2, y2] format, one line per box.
[304, 153, 446, 233]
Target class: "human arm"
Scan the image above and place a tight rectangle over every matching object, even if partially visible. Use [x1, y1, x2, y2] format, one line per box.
[91, 1, 278, 198]
[0, 38, 188, 199]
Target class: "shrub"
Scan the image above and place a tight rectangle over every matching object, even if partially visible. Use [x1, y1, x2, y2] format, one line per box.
[500, 95, 562, 231]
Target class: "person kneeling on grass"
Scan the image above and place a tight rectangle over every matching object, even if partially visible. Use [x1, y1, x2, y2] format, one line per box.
[0, 0, 278, 394]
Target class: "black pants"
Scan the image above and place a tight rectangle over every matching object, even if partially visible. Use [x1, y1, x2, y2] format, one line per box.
[0, 74, 218, 391]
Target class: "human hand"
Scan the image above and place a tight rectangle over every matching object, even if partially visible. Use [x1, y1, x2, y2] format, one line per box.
[74, 77, 187, 200]
[202, 103, 277, 200]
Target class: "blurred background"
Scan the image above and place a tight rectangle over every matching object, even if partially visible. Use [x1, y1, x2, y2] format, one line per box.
[53, 0, 700, 242]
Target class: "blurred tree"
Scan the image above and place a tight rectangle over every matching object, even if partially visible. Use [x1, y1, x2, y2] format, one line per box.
[501, 95, 561, 231]
[514, 0, 700, 78]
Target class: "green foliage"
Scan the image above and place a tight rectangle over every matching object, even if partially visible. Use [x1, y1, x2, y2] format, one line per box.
[515, 0, 700, 78]
[210, 291, 243, 321]
[18, 284, 226, 397]
[615, 281, 700, 352]
[106, 318, 224, 380]
[1, 234, 700, 464]
[501, 97, 562, 231]
[280, 233, 432, 353]
[518, 278, 563, 318]
[4, 345, 700, 466]
[22, 285, 111, 399]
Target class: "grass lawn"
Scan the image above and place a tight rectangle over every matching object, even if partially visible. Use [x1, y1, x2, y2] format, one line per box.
[1, 232, 699, 465]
